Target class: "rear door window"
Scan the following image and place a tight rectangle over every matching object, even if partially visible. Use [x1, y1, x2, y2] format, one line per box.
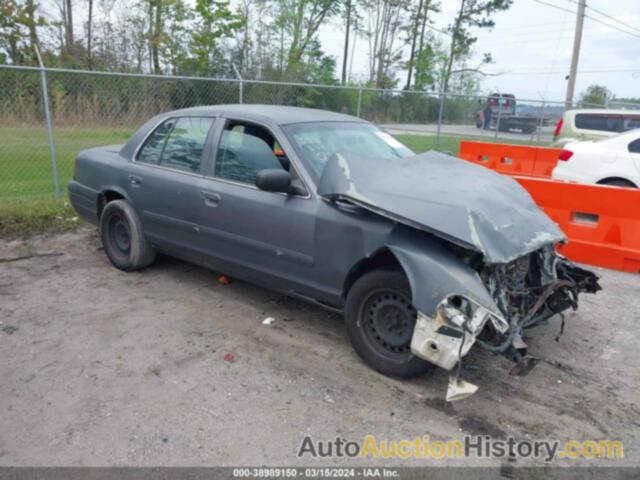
[160, 117, 214, 173]
[137, 119, 176, 164]
[574, 114, 638, 133]
[137, 117, 214, 173]
[629, 138, 640, 154]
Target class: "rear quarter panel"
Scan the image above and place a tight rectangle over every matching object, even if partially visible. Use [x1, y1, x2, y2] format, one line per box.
[68, 145, 129, 224]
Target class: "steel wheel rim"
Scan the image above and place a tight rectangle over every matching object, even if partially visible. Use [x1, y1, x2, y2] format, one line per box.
[360, 288, 417, 360]
[109, 214, 131, 254]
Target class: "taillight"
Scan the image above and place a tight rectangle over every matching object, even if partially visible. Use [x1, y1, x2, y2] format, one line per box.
[558, 149, 574, 161]
[554, 118, 564, 138]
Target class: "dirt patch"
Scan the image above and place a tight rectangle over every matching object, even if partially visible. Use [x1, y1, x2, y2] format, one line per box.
[458, 416, 507, 439]
[1, 325, 18, 335]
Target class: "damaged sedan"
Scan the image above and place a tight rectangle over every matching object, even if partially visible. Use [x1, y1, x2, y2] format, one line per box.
[68, 105, 600, 400]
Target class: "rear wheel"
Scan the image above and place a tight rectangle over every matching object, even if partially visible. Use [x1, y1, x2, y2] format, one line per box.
[344, 268, 432, 378]
[100, 199, 156, 271]
[497, 121, 510, 132]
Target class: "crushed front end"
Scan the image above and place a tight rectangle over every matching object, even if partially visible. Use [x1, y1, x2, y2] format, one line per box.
[409, 245, 600, 401]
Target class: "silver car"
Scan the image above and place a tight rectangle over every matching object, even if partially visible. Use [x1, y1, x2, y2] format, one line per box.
[69, 105, 600, 400]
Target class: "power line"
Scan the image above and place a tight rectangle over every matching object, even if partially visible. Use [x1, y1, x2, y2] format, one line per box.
[485, 67, 640, 75]
[532, 0, 640, 39]
[490, 64, 640, 70]
[476, 30, 626, 46]
[474, 23, 632, 40]
[477, 16, 640, 32]
[566, 0, 640, 35]
[543, 0, 570, 99]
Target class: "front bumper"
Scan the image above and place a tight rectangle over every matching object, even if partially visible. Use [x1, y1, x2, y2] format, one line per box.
[409, 255, 600, 398]
[410, 296, 508, 370]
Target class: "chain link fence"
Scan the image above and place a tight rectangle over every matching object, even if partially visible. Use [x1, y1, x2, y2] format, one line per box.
[1, 63, 639, 202]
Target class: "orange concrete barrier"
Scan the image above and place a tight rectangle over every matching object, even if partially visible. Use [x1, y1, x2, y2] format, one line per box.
[515, 177, 640, 273]
[457, 141, 640, 272]
[459, 141, 561, 178]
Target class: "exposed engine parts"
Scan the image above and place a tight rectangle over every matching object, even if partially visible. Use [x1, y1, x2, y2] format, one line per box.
[410, 246, 600, 401]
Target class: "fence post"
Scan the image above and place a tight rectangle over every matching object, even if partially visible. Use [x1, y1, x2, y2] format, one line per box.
[35, 47, 60, 199]
[537, 100, 545, 142]
[436, 92, 445, 149]
[232, 63, 243, 104]
[356, 88, 363, 117]
[493, 90, 503, 142]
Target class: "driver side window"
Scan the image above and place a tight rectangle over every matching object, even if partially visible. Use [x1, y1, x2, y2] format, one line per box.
[215, 122, 288, 184]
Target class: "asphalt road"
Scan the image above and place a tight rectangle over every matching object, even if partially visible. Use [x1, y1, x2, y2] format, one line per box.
[1, 227, 638, 467]
[380, 123, 556, 144]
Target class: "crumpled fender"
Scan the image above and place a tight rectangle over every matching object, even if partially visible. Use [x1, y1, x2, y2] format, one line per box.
[385, 225, 500, 318]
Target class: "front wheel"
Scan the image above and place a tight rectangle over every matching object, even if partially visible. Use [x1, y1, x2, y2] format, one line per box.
[344, 268, 432, 378]
[100, 199, 156, 271]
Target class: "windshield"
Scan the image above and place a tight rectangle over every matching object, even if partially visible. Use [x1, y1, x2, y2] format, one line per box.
[283, 122, 414, 180]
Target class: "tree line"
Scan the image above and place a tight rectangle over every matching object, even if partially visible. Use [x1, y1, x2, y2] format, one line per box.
[1, 0, 513, 92]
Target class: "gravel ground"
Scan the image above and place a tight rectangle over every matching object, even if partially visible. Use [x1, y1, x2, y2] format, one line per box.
[0, 226, 638, 468]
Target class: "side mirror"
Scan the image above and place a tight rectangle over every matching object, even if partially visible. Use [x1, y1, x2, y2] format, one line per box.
[255, 169, 292, 193]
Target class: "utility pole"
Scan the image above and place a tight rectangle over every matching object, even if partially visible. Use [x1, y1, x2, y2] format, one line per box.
[565, 0, 586, 110]
[341, 0, 352, 85]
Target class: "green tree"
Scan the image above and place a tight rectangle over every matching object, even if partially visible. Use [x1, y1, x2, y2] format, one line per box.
[0, 0, 46, 65]
[0, 0, 26, 64]
[404, 0, 440, 90]
[442, 0, 512, 93]
[413, 34, 446, 91]
[579, 84, 612, 107]
[268, 0, 340, 76]
[188, 0, 245, 75]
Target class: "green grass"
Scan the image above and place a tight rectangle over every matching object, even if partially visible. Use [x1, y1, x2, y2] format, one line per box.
[0, 195, 78, 238]
[0, 127, 546, 237]
[394, 133, 549, 156]
[0, 126, 133, 198]
[0, 126, 132, 237]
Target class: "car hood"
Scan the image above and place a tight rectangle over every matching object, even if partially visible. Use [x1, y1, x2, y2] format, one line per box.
[317, 150, 566, 264]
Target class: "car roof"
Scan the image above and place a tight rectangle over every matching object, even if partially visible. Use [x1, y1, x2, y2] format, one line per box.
[565, 108, 640, 116]
[167, 104, 365, 125]
[597, 128, 640, 144]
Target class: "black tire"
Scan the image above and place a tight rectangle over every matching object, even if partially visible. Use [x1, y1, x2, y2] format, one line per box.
[344, 268, 432, 378]
[598, 178, 637, 188]
[100, 199, 156, 271]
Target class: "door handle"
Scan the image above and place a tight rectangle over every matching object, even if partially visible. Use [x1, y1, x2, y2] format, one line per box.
[200, 190, 221, 207]
[128, 174, 142, 186]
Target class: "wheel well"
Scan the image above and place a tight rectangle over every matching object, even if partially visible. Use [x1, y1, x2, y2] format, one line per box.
[596, 177, 638, 188]
[97, 190, 125, 219]
[343, 248, 404, 300]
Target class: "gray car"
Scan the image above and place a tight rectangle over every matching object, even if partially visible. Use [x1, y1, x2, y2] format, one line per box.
[69, 105, 600, 400]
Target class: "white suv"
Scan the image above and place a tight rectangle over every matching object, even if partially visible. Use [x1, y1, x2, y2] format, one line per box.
[551, 129, 640, 188]
[553, 109, 640, 147]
